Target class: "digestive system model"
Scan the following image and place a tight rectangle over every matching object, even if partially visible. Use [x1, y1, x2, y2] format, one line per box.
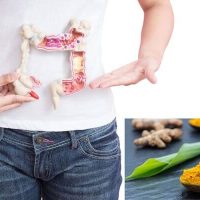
[13, 19, 91, 109]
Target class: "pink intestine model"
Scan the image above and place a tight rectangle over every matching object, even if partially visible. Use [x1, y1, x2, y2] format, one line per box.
[13, 19, 91, 109]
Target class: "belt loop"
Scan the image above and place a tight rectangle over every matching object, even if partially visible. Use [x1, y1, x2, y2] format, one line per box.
[69, 131, 78, 149]
[0, 127, 4, 141]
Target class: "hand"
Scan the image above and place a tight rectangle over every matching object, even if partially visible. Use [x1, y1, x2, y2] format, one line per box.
[0, 73, 36, 112]
[89, 57, 160, 89]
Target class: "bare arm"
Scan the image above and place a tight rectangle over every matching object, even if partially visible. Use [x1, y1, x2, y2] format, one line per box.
[138, 0, 174, 63]
[90, 0, 174, 88]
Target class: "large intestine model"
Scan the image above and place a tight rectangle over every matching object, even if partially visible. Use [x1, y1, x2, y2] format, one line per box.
[13, 19, 91, 109]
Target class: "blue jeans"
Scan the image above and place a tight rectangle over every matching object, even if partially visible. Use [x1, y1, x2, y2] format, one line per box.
[0, 120, 121, 200]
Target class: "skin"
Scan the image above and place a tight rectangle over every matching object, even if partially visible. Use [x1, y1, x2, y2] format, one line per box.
[0, 73, 36, 112]
[0, 0, 173, 111]
[89, 0, 174, 88]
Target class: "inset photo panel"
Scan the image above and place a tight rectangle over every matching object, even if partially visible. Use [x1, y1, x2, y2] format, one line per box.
[125, 119, 200, 200]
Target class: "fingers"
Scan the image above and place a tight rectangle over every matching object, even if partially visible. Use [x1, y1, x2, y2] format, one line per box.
[89, 73, 114, 89]
[89, 62, 138, 89]
[8, 83, 15, 93]
[142, 58, 160, 84]
[90, 58, 159, 89]
[0, 86, 9, 96]
[100, 72, 144, 88]
[10, 95, 36, 104]
[90, 71, 144, 88]
[0, 103, 22, 113]
[0, 95, 36, 108]
[0, 73, 19, 86]
[145, 68, 157, 84]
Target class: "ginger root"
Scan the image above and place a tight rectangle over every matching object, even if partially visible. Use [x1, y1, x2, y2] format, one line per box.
[134, 128, 183, 148]
[180, 163, 200, 186]
[132, 119, 183, 130]
[132, 119, 183, 148]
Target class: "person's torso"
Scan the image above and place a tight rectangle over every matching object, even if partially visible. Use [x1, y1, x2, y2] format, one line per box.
[0, 0, 116, 131]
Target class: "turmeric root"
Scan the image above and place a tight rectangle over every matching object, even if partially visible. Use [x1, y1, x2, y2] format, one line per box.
[134, 128, 183, 148]
[132, 119, 183, 130]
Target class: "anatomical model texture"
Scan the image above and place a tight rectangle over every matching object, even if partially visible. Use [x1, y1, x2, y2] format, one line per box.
[13, 18, 91, 109]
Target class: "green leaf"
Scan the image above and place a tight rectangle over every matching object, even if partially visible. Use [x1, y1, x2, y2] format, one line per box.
[126, 142, 200, 181]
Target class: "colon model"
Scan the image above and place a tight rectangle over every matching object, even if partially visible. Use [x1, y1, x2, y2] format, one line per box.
[37, 27, 88, 108]
[13, 19, 90, 109]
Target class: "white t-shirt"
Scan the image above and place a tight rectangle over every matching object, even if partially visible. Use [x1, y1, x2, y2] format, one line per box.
[0, 0, 116, 131]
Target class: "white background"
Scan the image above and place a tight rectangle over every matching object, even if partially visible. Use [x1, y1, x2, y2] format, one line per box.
[102, 0, 200, 199]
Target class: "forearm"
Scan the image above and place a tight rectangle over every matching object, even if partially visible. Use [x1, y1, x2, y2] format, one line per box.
[89, 0, 174, 88]
[138, 0, 174, 62]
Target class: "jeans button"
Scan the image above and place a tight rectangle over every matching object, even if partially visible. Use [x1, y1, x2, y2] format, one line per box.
[35, 137, 44, 144]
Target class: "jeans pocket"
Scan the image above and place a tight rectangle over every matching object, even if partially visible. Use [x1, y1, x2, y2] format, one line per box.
[78, 126, 121, 160]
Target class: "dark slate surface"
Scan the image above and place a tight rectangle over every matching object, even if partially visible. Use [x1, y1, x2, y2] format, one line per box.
[125, 119, 200, 200]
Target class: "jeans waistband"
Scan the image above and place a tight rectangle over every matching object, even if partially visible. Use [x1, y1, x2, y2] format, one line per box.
[0, 119, 117, 151]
